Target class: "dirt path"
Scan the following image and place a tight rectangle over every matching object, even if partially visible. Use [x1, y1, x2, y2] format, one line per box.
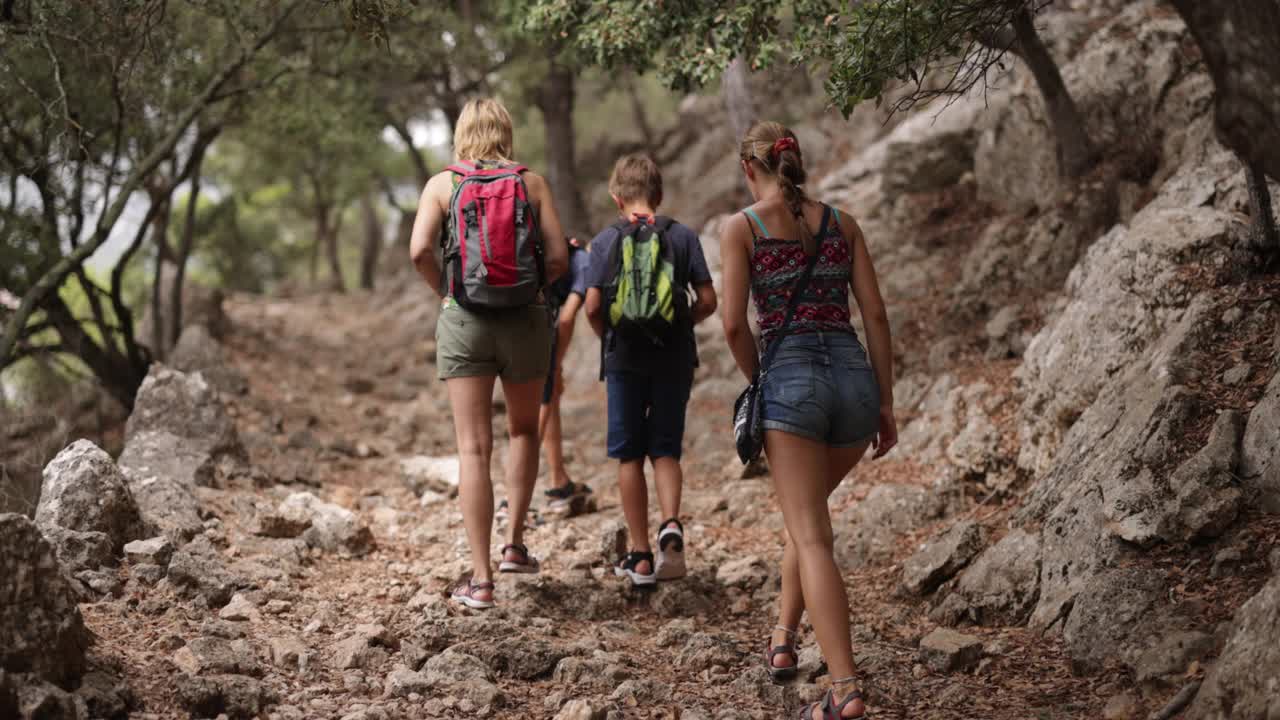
[81, 286, 1108, 720]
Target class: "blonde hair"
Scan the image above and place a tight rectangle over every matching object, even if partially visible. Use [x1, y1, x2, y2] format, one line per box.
[740, 121, 807, 216]
[453, 98, 514, 164]
[609, 153, 663, 207]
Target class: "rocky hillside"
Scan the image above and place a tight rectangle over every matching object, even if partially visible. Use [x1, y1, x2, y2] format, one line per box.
[3, 1, 1280, 719]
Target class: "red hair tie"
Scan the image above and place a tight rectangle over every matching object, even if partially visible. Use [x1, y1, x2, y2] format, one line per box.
[770, 137, 799, 160]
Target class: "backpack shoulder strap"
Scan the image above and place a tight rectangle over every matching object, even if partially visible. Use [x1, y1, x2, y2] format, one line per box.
[653, 216, 675, 234]
[446, 163, 475, 176]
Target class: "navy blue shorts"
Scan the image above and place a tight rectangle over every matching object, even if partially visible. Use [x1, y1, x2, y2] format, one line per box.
[760, 332, 880, 447]
[605, 371, 693, 461]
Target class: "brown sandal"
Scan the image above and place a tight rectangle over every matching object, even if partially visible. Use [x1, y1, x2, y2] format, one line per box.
[799, 685, 866, 720]
[766, 625, 799, 681]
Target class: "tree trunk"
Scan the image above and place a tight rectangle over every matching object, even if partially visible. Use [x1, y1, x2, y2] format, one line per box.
[323, 206, 345, 293]
[722, 56, 757, 143]
[169, 151, 205, 349]
[627, 77, 656, 151]
[148, 193, 172, 359]
[359, 193, 382, 290]
[1169, 0, 1280, 181]
[44, 294, 145, 410]
[1010, 5, 1094, 179]
[1245, 157, 1279, 256]
[535, 55, 589, 235]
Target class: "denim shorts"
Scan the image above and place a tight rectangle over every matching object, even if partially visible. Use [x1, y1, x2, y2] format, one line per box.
[605, 371, 693, 461]
[760, 332, 880, 447]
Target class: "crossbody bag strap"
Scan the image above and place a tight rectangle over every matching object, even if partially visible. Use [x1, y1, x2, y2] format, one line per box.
[756, 204, 832, 377]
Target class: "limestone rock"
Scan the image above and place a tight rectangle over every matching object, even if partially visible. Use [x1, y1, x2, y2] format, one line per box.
[218, 593, 259, 622]
[918, 628, 983, 673]
[555, 698, 606, 720]
[123, 536, 173, 568]
[278, 492, 374, 556]
[1241, 370, 1280, 513]
[451, 636, 567, 681]
[118, 366, 245, 528]
[175, 673, 274, 720]
[36, 441, 145, 555]
[715, 555, 769, 590]
[1189, 571, 1280, 719]
[901, 521, 987, 596]
[268, 636, 310, 671]
[399, 455, 460, 498]
[169, 324, 248, 395]
[382, 665, 430, 698]
[422, 647, 493, 685]
[1162, 411, 1245, 541]
[120, 473, 202, 544]
[14, 678, 79, 720]
[834, 483, 947, 566]
[1133, 630, 1213, 684]
[942, 529, 1041, 626]
[1062, 567, 1166, 675]
[41, 526, 115, 575]
[0, 513, 91, 686]
[250, 504, 312, 539]
[1017, 149, 1244, 475]
[172, 637, 262, 677]
[167, 535, 241, 607]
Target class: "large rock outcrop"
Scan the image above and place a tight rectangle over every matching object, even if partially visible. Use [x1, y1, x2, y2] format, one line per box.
[976, 1, 1210, 214]
[1189, 570, 1280, 720]
[0, 513, 91, 687]
[1240, 370, 1280, 513]
[36, 440, 145, 552]
[1017, 149, 1246, 475]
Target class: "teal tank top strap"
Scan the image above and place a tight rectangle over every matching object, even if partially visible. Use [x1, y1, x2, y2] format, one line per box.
[743, 207, 770, 238]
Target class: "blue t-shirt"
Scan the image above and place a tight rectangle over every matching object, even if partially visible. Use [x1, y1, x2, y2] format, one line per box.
[547, 243, 591, 312]
[585, 219, 713, 378]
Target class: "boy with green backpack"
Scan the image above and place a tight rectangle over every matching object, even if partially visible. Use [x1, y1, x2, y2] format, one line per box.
[584, 154, 718, 587]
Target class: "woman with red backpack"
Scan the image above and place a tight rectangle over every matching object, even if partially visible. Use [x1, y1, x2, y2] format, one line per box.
[409, 97, 569, 609]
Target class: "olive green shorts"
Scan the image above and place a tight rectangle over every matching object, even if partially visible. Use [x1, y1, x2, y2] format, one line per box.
[435, 299, 551, 382]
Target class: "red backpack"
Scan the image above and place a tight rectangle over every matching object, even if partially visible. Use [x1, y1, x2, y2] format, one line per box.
[443, 161, 544, 309]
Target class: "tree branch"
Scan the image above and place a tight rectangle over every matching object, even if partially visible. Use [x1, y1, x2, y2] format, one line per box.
[0, 0, 305, 367]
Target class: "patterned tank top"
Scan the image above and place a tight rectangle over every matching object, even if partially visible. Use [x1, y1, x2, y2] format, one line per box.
[745, 204, 857, 345]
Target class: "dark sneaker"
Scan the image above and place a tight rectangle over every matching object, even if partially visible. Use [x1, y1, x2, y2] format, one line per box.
[655, 517, 686, 580]
[614, 550, 656, 587]
[544, 481, 592, 514]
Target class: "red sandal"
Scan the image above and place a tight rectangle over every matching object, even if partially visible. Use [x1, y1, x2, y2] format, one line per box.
[451, 578, 495, 609]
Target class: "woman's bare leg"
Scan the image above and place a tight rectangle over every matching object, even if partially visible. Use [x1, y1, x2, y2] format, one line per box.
[765, 430, 867, 718]
[502, 377, 545, 557]
[773, 443, 870, 668]
[539, 396, 571, 488]
[447, 375, 497, 600]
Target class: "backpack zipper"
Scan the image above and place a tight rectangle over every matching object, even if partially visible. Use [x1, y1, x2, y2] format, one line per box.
[478, 195, 491, 267]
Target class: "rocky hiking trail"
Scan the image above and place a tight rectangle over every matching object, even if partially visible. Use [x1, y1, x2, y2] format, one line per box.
[41, 288, 1130, 720]
[11, 5, 1280, 717]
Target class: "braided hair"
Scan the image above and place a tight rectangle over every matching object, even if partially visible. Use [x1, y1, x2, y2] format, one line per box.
[739, 121, 808, 218]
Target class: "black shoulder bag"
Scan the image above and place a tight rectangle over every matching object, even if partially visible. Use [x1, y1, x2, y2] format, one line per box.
[733, 204, 831, 464]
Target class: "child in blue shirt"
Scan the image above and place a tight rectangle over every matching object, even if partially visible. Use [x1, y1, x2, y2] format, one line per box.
[585, 154, 717, 587]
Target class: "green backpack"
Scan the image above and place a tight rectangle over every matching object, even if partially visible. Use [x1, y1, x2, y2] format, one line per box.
[604, 215, 678, 345]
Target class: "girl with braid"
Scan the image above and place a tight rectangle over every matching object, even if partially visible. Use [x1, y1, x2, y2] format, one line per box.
[718, 121, 898, 720]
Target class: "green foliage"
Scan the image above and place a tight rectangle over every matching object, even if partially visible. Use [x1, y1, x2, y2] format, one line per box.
[524, 0, 1043, 116]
